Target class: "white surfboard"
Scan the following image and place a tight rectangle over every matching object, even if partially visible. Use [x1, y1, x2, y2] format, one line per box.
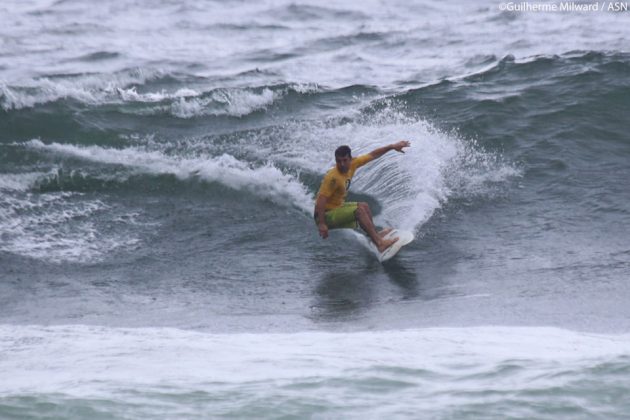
[376, 229, 414, 262]
[351, 228, 414, 262]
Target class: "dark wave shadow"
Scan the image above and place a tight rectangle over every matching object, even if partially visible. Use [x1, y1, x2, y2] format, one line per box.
[310, 270, 376, 322]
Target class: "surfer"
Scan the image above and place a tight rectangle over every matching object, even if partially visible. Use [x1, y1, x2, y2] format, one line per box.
[314, 141, 411, 252]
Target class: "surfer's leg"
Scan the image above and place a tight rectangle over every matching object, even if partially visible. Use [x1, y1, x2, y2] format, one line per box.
[359, 202, 391, 237]
[356, 203, 397, 252]
[378, 228, 393, 237]
[359, 202, 373, 219]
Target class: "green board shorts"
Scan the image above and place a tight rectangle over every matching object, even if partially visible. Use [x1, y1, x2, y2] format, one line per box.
[314, 202, 358, 230]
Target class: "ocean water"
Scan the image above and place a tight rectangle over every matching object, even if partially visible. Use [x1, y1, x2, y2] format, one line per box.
[1, 0, 629, 418]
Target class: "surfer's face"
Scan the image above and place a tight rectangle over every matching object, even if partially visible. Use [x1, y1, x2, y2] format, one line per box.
[336, 155, 351, 173]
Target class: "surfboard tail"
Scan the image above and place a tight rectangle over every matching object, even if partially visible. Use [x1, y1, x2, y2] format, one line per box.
[378, 229, 414, 262]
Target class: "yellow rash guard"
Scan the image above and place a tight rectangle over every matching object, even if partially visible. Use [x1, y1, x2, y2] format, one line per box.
[316, 153, 374, 210]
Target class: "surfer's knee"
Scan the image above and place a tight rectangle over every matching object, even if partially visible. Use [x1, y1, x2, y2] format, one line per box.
[355, 203, 368, 218]
[358, 202, 372, 217]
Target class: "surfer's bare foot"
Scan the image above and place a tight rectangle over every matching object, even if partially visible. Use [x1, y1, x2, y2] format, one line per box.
[378, 228, 393, 238]
[377, 236, 398, 253]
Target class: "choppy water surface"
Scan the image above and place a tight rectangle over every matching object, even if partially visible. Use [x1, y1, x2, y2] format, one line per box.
[1, 0, 629, 418]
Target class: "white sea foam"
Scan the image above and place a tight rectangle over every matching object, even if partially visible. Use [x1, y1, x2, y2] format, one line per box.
[213, 87, 278, 117]
[1, 324, 629, 417]
[0, 167, 153, 263]
[0, 171, 51, 191]
[24, 139, 313, 211]
[445, 140, 523, 198]
[2, 0, 628, 94]
[169, 87, 279, 118]
[0, 192, 141, 263]
[1, 75, 280, 118]
[116, 86, 200, 102]
[0, 69, 163, 110]
[169, 96, 207, 118]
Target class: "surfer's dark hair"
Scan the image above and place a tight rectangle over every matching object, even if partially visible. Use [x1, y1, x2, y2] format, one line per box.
[335, 145, 352, 158]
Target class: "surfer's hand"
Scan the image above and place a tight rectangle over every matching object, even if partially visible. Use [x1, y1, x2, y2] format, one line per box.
[392, 140, 410, 153]
[318, 223, 329, 239]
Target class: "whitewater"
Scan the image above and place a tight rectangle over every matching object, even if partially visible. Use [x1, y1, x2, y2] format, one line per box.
[1, 0, 629, 418]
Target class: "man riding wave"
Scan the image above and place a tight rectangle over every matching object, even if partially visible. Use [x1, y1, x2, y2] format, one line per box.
[314, 141, 411, 252]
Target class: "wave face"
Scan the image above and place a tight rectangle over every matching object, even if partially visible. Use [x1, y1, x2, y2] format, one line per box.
[1, 0, 630, 418]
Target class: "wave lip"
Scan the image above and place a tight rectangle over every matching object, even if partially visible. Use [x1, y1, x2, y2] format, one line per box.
[23, 139, 313, 212]
[169, 87, 278, 118]
[0, 171, 51, 192]
[0, 74, 312, 118]
[0, 68, 164, 110]
[114, 86, 280, 118]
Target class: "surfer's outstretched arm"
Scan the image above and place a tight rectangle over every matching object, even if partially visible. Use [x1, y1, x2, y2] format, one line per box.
[369, 140, 410, 160]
